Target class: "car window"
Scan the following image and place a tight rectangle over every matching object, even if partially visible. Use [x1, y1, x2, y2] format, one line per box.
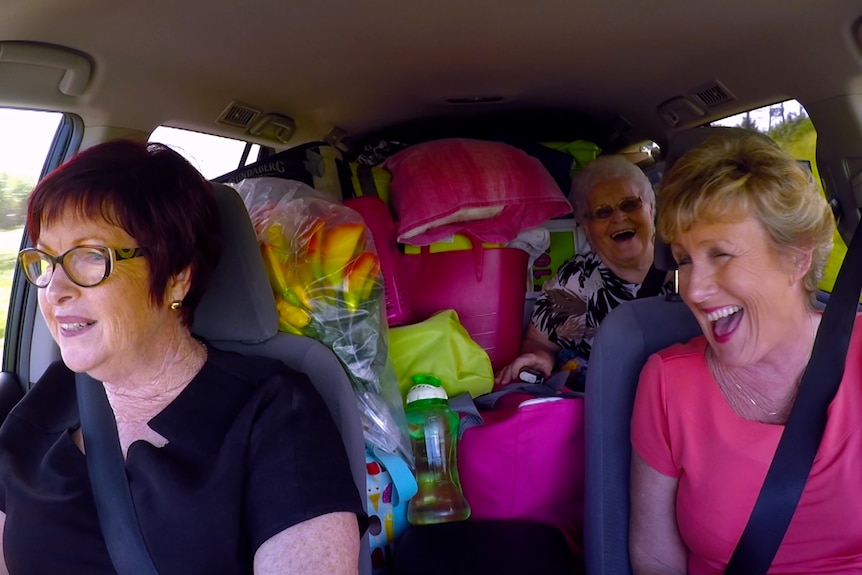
[711, 100, 845, 293]
[149, 126, 262, 180]
[0, 108, 64, 354]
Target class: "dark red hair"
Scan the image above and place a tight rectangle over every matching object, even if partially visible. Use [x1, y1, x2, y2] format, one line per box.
[26, 139, 221, 327]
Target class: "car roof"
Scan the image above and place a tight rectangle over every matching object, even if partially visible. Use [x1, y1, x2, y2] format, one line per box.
[2, 0, 861, 151]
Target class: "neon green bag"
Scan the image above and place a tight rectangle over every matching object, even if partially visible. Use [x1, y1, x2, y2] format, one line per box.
[387, 309, 494, 401]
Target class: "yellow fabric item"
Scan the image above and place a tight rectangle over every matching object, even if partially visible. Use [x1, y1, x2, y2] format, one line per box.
[542, 140, 602, 175]
[401, 233, 504, 254]
[349, 163, 392, 206]
[388, 309, 494, 401]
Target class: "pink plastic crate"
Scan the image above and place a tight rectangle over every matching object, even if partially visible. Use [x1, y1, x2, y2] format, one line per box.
[400, 237, 528, 372]
[343, 196, 414, 327]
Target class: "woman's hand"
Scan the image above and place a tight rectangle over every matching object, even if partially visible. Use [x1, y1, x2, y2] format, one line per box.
[494, 325, 559, 385]
[494, 352, 554, 386]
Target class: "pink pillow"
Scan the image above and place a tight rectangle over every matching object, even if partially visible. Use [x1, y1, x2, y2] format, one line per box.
[383, 138, 572, 245]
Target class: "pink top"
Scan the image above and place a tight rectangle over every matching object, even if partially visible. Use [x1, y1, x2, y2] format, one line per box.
[632, 319, 862, 574]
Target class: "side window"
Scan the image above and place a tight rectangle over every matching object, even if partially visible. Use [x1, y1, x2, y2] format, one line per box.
[0, 108, 64, 354]
[711, 100, 845, 293]
[149, 126, 262, 180]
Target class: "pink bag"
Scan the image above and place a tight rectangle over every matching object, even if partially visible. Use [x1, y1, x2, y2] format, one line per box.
[382, 138, 572, 245]
[456, 389, 585, 557]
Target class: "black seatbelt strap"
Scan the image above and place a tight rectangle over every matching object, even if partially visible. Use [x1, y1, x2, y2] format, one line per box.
[725, 220, 862, 574]
[335, 158, 357, 200]
[76, 373, 160, 575]
[356, 164, 379, 198]
[636, 264, 667, 299]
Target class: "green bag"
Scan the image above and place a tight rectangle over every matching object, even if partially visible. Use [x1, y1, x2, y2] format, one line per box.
[387, 309, 494, 401]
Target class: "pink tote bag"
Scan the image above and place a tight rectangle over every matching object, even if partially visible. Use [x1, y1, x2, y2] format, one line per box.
[457, 392, 585, 556]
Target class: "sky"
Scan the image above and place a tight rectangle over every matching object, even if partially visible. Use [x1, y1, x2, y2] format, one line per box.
[149, 126, 257, 179]
[0, 109, 62, 180]
[711, 100, 805, 131]
[0, 112, 254, 181]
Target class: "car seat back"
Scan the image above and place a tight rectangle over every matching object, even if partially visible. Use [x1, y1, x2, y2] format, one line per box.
[194, 183, 371, 574]
[583, 295, 699, 574]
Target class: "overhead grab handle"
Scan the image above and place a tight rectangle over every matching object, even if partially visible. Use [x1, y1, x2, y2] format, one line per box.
[248, 113, 296, 144]
[0, 41, 93, 97]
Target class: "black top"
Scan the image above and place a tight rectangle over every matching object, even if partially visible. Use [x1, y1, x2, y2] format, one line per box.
[0, 345, 365, 574]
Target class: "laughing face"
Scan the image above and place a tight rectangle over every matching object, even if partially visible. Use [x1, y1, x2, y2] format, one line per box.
[581, 178, 655, 277]
[36, 212, 188, 384]
[671, 215, 812, 369]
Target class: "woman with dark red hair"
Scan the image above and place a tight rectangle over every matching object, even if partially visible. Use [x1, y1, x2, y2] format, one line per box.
[0, 140, 365, 574]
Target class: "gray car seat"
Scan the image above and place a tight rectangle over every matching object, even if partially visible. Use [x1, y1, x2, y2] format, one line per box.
[193, 183, 371, 575]
[583, 295, 700, 575]
[583, 126, 757, 574]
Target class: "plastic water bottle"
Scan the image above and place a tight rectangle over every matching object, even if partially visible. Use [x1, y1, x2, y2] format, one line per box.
[404, 374, 471, 525]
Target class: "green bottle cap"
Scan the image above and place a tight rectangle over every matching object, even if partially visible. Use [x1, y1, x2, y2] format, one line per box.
[411, 374, 441, 387]
[406, 374, 448, 403]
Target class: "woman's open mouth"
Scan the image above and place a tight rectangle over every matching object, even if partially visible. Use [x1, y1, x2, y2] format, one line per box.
[706, 305, 743, 342]
[610, 229, 636, 242]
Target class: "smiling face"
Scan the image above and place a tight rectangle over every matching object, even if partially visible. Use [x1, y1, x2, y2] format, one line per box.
[671, 215, 812, 369]
[36, 212, 190, 383]
[581, 177, 655, 278]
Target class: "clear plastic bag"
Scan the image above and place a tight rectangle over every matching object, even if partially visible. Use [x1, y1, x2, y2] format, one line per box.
[233, 177, 412, 462]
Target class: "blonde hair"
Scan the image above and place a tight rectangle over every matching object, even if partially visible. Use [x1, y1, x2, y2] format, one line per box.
[657, 131, 834, 296]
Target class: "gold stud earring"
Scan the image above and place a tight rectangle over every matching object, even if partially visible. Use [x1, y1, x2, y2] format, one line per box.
[170, 300, 183, 310]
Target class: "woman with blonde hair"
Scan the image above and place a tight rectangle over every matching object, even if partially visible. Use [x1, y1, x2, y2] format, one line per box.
[628, 131, 862, 573]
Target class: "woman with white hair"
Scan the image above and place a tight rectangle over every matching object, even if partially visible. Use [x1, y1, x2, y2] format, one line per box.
[495, 155, 672, 387]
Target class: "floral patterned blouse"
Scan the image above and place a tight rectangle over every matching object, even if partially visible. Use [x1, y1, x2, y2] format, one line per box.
[531, 249, 673, 369]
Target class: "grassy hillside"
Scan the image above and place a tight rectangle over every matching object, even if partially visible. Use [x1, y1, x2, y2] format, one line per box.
[771, 122, 847, 293]
[0, 228, 23, 347]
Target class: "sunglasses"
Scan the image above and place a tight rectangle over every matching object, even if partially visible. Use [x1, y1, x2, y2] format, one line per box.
[588, 196, 644, 221]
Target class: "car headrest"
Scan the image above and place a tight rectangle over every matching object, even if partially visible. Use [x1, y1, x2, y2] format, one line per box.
[193, 183, 278, 343]
[654, 126, 763, 272]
